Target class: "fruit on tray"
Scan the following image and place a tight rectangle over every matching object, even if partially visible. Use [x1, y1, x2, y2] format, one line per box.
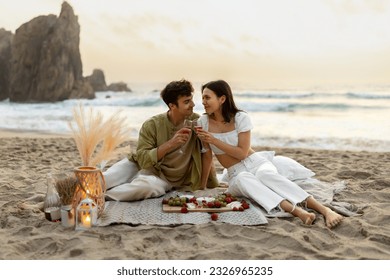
[162, 193, 250, 213]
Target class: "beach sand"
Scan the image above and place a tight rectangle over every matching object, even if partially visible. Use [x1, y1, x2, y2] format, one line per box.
[1, 130, 389, 260]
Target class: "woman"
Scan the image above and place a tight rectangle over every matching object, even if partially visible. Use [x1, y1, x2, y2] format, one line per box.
[197, 80, 343, 228]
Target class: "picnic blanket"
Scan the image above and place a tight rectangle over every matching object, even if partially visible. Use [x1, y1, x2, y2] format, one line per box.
[97, 190, 267, 226]
[96, 178, 360, 227]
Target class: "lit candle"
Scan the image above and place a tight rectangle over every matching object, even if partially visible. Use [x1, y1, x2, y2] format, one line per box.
[83, 212, 91, 228]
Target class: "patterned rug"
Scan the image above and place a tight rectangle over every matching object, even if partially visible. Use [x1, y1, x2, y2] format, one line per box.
[96, 179, 360, 227]
[97, 189, 268, 226]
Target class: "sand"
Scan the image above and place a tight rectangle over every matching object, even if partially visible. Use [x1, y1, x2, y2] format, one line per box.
[0, 130, 389, 260]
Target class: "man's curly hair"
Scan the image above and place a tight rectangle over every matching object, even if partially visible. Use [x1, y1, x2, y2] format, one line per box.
[160, 79, 194, 107]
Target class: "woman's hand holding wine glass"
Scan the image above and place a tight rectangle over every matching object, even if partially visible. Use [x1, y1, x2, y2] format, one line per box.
[194, 119, 209, 153]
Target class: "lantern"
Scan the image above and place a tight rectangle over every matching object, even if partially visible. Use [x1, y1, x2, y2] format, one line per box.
[73, 167, 106, 217]
[75, 198, 97, 230]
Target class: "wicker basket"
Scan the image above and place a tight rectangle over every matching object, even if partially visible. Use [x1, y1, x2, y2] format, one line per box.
[73, 166, 106, 217]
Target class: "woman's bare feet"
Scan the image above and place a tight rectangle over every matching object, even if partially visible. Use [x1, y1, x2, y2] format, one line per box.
[280, 200, 316, 226]
[304, 212, 317, 225]
[292, 207, 316, 226]
[324, 208, 343, 228]
[304, 197, 344, 229]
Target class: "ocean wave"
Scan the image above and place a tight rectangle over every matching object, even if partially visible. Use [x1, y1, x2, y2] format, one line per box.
[346, 92, 390, 99]
[1, 97, 386, 115]
[250, 136, 390, 152]
[235, 92, 316, 99]
[239, 101, 384, 112]
[236, 91, 390, 101]
[63, 96, 162, 107]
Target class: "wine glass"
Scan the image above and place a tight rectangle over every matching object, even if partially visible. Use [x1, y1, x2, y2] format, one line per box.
[194, 119, 209, 153]
[178, 119, 193, 154]
[183, 119, 193, 129]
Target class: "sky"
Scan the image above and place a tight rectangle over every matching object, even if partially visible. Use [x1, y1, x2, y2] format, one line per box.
[1, 0, 389, 89]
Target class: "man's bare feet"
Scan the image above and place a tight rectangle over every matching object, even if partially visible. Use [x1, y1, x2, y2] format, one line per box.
[324, 208, 343, 228]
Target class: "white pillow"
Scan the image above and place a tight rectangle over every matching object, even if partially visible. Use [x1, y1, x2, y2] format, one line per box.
[272, 155, 315, 181]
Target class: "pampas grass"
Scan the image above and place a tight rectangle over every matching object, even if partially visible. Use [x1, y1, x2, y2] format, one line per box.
[55, 175, 79, 205]
[68, 104, 131, 169]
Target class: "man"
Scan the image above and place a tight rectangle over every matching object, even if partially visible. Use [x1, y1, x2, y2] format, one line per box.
[104, 79, 219, 201]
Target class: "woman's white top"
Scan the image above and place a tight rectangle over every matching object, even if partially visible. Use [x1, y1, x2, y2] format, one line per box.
[199, 111, 253, 155]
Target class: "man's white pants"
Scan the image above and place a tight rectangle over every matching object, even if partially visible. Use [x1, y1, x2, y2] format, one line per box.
[103, 158, 171, 201]
[227, 152, 310, 213]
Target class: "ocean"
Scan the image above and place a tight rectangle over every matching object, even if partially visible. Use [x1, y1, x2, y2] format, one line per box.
[1, 83, 389, 152]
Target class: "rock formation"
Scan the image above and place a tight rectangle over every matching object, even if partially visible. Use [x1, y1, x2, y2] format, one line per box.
[9, 1, 93, 102]
[86, 69, 108, 92]
[0, 28, 13, 101]
[107, 82, 131, 92]
[86, 68, 131, 92]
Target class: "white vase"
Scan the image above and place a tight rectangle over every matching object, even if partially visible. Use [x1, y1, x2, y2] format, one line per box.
[43, 173, 61, 222]
[61, 205, 75, 228]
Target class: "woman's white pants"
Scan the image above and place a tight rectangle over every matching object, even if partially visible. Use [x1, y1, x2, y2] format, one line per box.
[103, 158, 171, 201]
[227, 152, 310, 213]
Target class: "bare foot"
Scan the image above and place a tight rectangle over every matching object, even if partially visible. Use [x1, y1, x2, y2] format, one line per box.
[324, 208, 343, 228]
[304, 212, 316, 226]
[292, 207, 316, 226]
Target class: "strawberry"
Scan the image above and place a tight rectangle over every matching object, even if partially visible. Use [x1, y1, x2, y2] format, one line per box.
[225, 197, 232, 203]
[180, 206, 188, 213]
[207, 202, 214, 208]
[211, 213, 219, 221]
[233, 207, 238, 211]
[239, 206, 244, 211]
[214, 201, 221, 208]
